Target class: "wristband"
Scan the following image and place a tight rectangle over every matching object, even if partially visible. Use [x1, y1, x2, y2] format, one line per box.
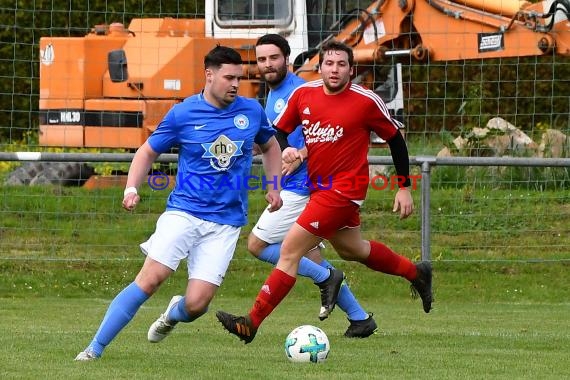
[124, 187, 138, 197]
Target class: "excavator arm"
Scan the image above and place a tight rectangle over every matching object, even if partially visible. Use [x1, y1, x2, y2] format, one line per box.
[295, 0, 570, 77]
[291, 0, 568, 147]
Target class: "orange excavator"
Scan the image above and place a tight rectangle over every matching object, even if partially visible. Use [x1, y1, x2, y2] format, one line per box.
[36, 0, 569, 178]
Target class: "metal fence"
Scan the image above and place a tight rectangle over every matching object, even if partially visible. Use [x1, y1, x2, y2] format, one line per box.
[1, 152, 569, 263]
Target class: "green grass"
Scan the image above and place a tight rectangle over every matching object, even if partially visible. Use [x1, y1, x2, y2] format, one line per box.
[1, 186, 568, 261]
[1, 263, 569, 380]
[0, 185, 569, 379]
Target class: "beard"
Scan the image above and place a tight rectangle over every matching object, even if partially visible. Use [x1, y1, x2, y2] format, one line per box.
[262, 65, 288, 87]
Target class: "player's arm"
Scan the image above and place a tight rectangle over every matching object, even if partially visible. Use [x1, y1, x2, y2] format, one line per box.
[282, 146, 307, 175]
[276, 126, 304, 166]
[258, 136, 283, 212]
[252, 143, 262, 156]
[123, 141, 160, 211]
[274, 128, 291, 151]
[387, 130, 414, 219]
[274, 125, 305, 172]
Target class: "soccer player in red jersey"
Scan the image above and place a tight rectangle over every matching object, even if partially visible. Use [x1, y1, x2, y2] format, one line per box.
[217, 40, 432, 343]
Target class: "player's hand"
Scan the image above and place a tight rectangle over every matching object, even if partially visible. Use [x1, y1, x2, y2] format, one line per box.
[282, 147, 302, 164]
[122, 193, 140, 211]
[265, 190, 283, 212]
[393, 188, 413, 219]
[282, 158, 302, 176]
[252, 143, 262, 156]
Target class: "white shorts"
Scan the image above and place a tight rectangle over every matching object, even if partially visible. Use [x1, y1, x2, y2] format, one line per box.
[252, 190, 308, 244]
[252, 190, 325, 251]
[140, 210, 240, 286]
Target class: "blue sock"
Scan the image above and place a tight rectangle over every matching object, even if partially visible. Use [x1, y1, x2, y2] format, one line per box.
[88, 282, 149, 357]
[258, 243, 281, 264]
[320, 259, 368, 321]
[258, 243, 330, 283]
[299, 256, 330, 283]
[167, 297, 206, 323]
[319, 259, 334, 270]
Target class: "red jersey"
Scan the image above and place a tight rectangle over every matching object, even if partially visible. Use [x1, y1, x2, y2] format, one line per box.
[274, 80, 401, 201]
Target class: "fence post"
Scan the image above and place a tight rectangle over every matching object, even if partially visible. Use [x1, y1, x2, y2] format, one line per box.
[417, 156, 436, 262]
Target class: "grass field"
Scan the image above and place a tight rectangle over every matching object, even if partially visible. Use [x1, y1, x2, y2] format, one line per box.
[1, 186, 569, 379]
[2, 261, 569, 380]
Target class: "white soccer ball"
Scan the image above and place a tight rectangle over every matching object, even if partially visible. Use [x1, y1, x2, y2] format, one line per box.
[284, 325, 330, 363]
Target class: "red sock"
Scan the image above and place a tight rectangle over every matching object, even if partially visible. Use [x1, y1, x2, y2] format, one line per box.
[249, 268, 296, 328]
[364, 241, 417, 281]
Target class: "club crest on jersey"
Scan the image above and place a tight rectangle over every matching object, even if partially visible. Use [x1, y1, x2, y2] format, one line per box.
[201, 134, 244, 171]
[274, 98, 286, 114]
[234, 114, 249, 129]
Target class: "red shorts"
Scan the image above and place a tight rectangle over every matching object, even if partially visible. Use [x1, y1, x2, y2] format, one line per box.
[296, 190, 361, 239]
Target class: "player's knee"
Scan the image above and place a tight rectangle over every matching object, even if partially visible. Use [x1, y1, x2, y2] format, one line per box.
[186, 303, 207, 317]
[184, 295, 210, 315]
[247, 242, 260, 257]
[134, 273, 164, 295]
[247, 234, 265, 257]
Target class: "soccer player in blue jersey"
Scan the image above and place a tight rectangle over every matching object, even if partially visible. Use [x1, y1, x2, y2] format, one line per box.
[74, 45, 283, 361]
[247, 34, 377, 338]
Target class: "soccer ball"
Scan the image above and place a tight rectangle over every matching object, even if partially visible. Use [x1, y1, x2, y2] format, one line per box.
[284, 325, 330, 363]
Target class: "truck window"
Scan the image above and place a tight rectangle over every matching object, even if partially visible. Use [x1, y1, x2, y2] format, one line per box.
[306, 0, 361, 48]
[216, 0, 292, 26]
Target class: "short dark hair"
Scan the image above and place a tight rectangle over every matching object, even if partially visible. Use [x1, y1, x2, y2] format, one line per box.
[255, 34, 291, 58]
[319, 40, 354, 67]
[204, 45, 243, 69]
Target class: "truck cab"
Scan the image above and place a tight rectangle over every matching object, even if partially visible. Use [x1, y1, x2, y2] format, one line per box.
[209, 0, 404, 144]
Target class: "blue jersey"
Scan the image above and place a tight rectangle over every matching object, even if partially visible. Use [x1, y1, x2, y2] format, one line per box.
[148, 93, 275, 226]
[265, 72, 309, 196]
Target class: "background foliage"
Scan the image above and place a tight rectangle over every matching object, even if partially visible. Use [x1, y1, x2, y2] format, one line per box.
[405, 56, 569, 134]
